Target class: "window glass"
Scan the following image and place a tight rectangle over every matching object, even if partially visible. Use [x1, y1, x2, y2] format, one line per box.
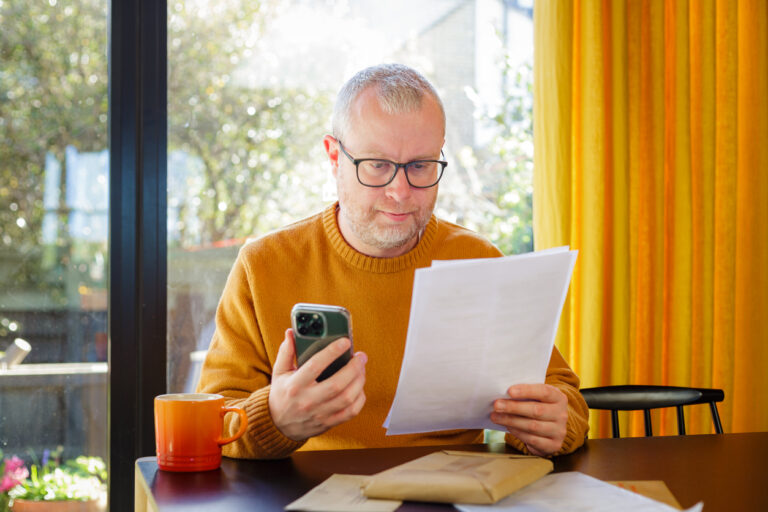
[0, 0, 108, 501]
[167, 0, 533, 393]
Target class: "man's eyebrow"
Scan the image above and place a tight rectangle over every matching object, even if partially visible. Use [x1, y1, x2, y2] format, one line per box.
[355, 149, 442, 161]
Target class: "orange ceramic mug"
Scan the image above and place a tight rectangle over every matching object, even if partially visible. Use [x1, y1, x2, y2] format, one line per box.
[154, 393, 248, 472]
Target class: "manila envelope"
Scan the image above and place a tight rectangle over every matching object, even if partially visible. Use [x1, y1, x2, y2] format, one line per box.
[361, 450, 553, 505]
[609, 480, 683, 509]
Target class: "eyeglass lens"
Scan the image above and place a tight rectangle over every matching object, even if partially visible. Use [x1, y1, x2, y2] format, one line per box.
[358, 160, 442, 187]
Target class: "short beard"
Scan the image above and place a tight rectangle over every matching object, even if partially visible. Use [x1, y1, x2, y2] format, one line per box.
[337, 186, 435, 252]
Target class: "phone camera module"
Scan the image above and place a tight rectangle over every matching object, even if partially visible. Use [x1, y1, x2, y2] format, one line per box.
[296, 311, 324, 337]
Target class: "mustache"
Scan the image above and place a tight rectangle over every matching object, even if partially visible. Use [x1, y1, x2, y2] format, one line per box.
[374, 204, 417, 214]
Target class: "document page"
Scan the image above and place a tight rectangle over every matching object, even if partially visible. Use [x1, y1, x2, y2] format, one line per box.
[454, 472, 703, 512]
[285, 474, 401, 512]
[384, 247, 577, 435]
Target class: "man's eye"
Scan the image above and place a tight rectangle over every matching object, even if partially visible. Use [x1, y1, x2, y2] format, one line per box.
[409, 162, 437, 173]
[370, 161, 390, 170]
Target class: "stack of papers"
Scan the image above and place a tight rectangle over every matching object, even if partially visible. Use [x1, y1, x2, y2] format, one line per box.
[455, 472, 704, 512]
[385, 247, 577, 434]
[285, 472, 704, 511]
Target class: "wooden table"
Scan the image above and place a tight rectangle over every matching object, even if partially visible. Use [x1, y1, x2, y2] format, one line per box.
[135, 432, 768, 511]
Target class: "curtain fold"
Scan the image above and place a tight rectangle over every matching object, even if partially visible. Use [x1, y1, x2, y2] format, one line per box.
[534, 0, 768, 437]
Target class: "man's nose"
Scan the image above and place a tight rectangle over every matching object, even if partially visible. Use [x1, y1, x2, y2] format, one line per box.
[384, 165, 412, 199]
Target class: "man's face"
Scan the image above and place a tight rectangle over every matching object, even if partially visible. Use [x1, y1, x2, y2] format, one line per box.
[325, 87, 444, 258]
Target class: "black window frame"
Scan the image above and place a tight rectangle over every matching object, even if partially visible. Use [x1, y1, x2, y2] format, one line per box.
[108, 0, 167, 510]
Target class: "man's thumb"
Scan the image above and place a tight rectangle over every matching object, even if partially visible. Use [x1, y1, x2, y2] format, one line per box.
[273, 328, 297, 375]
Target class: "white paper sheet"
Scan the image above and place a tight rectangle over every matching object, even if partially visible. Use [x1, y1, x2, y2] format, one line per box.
[454, 472, 704, 512]
[284, 474, 402, 512]
[384, 247, 577, 435]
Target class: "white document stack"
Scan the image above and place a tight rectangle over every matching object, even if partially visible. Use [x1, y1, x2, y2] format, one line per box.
[384, 247, 578, 435]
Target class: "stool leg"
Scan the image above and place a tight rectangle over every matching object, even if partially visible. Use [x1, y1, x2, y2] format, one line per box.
[676, 406, 686, 435]
[644, 409, 653, 436]
[710, 402, 724, 434]
[611, 410, 620, 438]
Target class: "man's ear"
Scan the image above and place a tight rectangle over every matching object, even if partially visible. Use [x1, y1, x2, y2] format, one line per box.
[323, 135, 340, 178]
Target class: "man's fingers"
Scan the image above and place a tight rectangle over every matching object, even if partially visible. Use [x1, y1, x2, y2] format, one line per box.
[491, 384, 569, 457]
[276, 350, 366, 439]
[295, 336, 353, 384]
[494, 398, 563, 422]
[273, 329, 297, 376]
[324, 388, 367, 426]
[313, 352, 367, 415]
[317, 351, 367, 396]
[270, 334, 367, 441]
[507, 383, 564, 403]
[491, 412, 562, 438]
[504, 427, 553, 457]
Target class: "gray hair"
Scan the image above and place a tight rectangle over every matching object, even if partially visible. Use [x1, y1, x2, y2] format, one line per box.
[331, 63, 446, 141]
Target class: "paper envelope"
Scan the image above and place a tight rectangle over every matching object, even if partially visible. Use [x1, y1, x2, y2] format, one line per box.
[361, 450, 553, 505]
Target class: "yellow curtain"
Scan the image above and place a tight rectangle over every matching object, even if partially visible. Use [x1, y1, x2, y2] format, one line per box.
[534, 0, 768, 437]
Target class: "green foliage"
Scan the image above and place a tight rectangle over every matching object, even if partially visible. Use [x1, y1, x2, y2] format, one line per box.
[482, 60, 534, 255]
[7, 448, 106, 503]
[439, 57, 534, 256]
[0, 0, 108, 303]
[167, 0, 333, 248]
[62, 456, 107, 484]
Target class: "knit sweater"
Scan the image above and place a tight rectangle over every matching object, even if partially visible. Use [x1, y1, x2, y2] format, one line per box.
[197, 203, 589, 459]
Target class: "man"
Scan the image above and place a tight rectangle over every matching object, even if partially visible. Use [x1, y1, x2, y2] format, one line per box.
[198, 63, 589, 459]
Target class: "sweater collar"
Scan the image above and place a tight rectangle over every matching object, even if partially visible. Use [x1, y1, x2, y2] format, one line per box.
[322, 202, 438, 273]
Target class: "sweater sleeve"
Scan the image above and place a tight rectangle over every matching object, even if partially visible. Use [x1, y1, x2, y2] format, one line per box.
[197, 249, 305, 459]
[504, 346, 589, 456]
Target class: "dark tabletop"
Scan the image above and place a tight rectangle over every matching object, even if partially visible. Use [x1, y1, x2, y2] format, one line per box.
[136, 432, 768, 511]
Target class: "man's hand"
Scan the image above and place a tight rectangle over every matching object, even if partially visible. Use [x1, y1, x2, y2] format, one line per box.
[268, 328, 367, 441]
[490, 383, 568, 457]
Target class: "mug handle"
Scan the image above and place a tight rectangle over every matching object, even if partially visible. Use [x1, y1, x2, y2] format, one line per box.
[218, 406, 248, 446]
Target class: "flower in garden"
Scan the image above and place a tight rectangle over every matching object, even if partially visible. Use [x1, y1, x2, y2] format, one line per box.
[1, 456, 29, 492]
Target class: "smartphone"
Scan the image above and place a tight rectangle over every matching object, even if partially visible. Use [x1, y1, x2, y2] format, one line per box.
[291, 303, 353, 382]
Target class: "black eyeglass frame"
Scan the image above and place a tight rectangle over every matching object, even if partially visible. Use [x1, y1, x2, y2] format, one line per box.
[336, 139, 447, 189]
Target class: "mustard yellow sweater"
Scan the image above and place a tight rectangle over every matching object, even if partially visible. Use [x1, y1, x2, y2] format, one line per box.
[198, 203, 589, 459]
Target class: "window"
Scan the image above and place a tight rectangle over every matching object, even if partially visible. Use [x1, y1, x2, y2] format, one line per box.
[0, 0, 108, 498]
[166, 0, 533, 394]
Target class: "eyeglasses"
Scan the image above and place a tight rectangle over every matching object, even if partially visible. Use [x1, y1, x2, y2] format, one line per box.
[336, 140, 447, 188]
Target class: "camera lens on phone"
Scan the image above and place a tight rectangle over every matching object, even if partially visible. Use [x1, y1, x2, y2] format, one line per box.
[295, 311, 325, 336]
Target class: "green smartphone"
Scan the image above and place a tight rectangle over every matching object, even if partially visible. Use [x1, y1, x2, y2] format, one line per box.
[291, 303, 353, 382]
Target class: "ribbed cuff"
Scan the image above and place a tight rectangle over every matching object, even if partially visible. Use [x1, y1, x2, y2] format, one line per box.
[504, 431, 529, 454]
[551, 407, 588, 456]
[243, 385, 306, 459]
